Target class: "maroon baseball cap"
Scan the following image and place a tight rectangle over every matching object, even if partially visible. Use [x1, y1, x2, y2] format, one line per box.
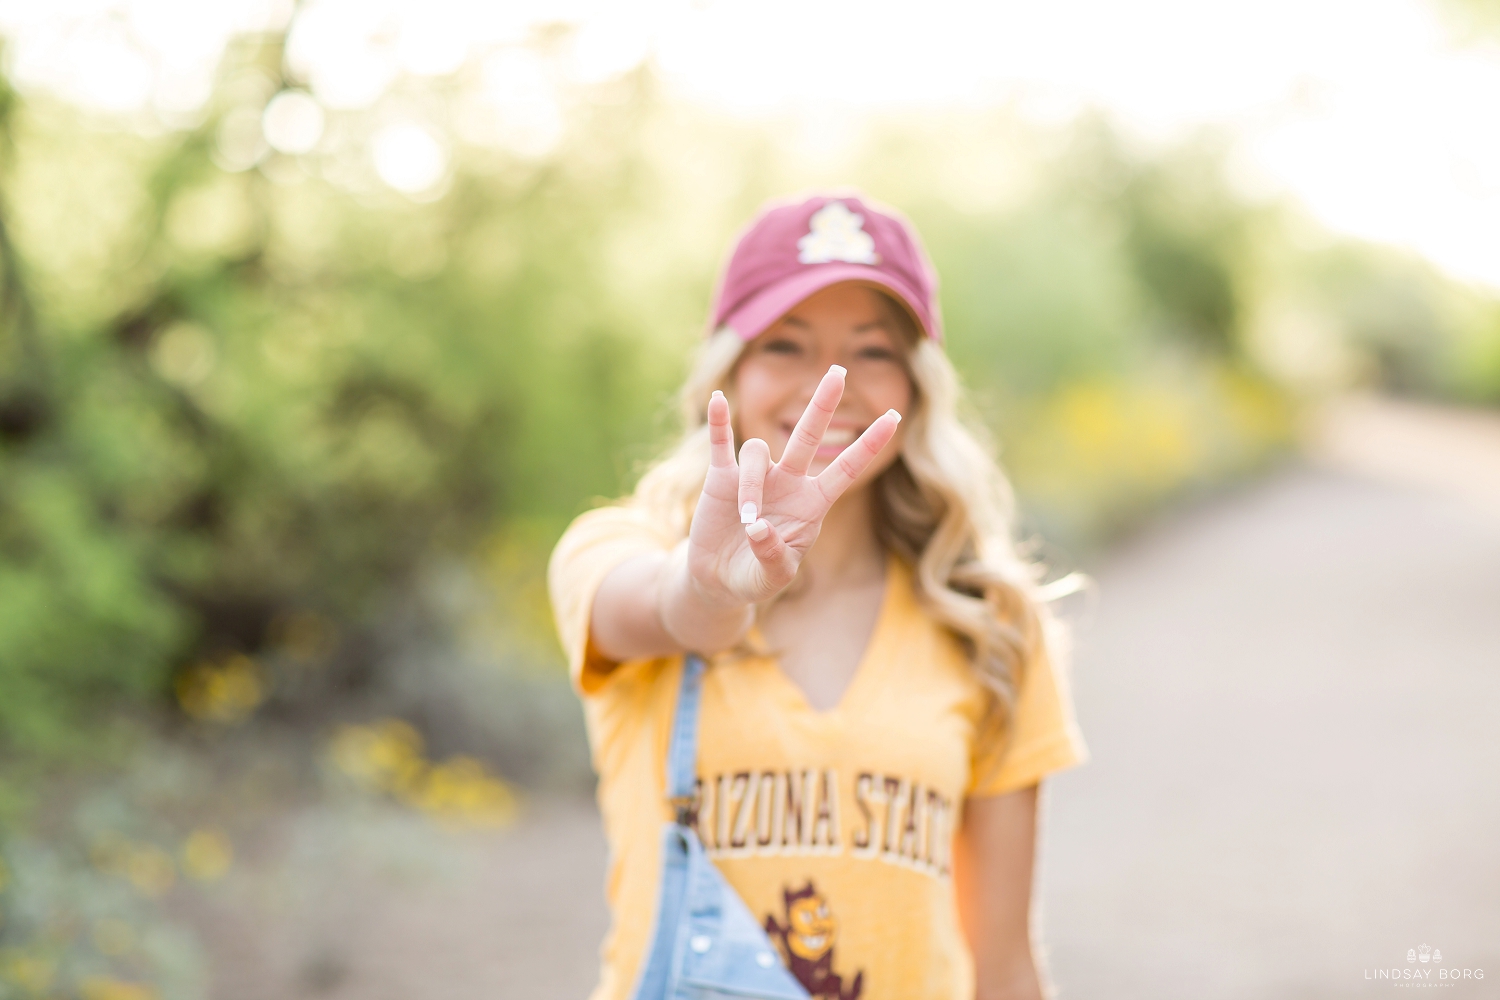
[709, 192, 943, 344]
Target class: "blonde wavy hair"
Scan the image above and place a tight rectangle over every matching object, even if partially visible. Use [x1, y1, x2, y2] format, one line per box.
[626, 288, 1059, 728]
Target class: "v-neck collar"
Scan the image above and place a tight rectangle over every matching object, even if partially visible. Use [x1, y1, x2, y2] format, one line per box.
[739, 550, 906, 721]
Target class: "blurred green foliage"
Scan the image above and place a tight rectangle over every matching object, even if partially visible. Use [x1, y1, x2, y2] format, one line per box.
[0, 30, 1497, 812]
[1438, 0, 1500, 39]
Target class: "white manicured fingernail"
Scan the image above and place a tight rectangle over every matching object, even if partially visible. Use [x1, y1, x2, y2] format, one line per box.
[740, 502, 757, 524]
[887, 409, 901, 423]
[746, 519, 769, 540]
[829, 365, 846, 377]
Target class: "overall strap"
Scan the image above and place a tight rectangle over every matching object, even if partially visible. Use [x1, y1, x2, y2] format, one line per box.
[665, 653, 706, 825]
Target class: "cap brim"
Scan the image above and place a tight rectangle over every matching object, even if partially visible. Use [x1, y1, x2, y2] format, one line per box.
[720, 264, 938, 344]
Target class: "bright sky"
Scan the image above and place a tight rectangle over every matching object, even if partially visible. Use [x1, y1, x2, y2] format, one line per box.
[2, 0, 1498, 288]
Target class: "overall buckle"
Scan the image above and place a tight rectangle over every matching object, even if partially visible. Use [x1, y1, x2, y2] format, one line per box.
[666, 793, 695, 826]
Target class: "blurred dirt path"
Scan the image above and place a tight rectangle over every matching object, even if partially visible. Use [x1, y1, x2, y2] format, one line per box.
[197, 397, 1500, 999]
[186, 796, 612, 1000]
[1042, 396, 1500, 998]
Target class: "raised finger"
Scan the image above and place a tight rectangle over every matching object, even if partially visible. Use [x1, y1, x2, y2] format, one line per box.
[707, 390, 736, 469]
[815, 409, 902, 504]
[738, 438, 770, 525]
[777, 365, 845, 477]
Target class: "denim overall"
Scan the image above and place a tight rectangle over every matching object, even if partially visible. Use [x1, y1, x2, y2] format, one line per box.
[628, 653, 812, 1000]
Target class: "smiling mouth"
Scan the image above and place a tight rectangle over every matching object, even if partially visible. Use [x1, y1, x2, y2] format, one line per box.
[784, 424, 862, 451]
[821, 427, 857, 447]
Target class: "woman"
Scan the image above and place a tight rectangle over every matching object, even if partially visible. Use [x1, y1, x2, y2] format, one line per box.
[548, 193, 1088, 1000]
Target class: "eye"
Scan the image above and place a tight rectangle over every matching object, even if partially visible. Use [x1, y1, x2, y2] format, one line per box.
[760, 338, 802, 356]
[856, 345, 898, 361]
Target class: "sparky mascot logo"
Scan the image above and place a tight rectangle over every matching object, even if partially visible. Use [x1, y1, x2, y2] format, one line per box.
[764, 881, 864, 1000]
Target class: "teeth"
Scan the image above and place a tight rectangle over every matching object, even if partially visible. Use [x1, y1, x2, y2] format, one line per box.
[822, 428, 856, 445]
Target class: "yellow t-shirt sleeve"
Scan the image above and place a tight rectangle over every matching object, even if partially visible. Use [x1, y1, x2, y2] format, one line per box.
[546, 504, 677, 697]
[967, 643, 1089, 798]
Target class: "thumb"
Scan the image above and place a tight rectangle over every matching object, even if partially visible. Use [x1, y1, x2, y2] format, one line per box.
[744, 517, 796, 591]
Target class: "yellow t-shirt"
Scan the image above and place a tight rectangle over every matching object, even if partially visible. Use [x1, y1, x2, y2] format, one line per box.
[547, 504, 1089, 1000]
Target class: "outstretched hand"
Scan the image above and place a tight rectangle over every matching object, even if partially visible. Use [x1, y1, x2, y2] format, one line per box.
[686, 365, 902, 607]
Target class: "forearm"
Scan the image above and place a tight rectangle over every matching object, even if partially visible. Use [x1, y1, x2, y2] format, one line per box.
[964, 895, 1049, 1000]
[590, 540, 753, 661]
[974, 952, 1047, 1000]
[956, 786, 1051, 1000]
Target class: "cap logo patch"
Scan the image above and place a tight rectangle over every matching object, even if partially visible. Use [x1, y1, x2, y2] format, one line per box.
[797, 201, 877, 265]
